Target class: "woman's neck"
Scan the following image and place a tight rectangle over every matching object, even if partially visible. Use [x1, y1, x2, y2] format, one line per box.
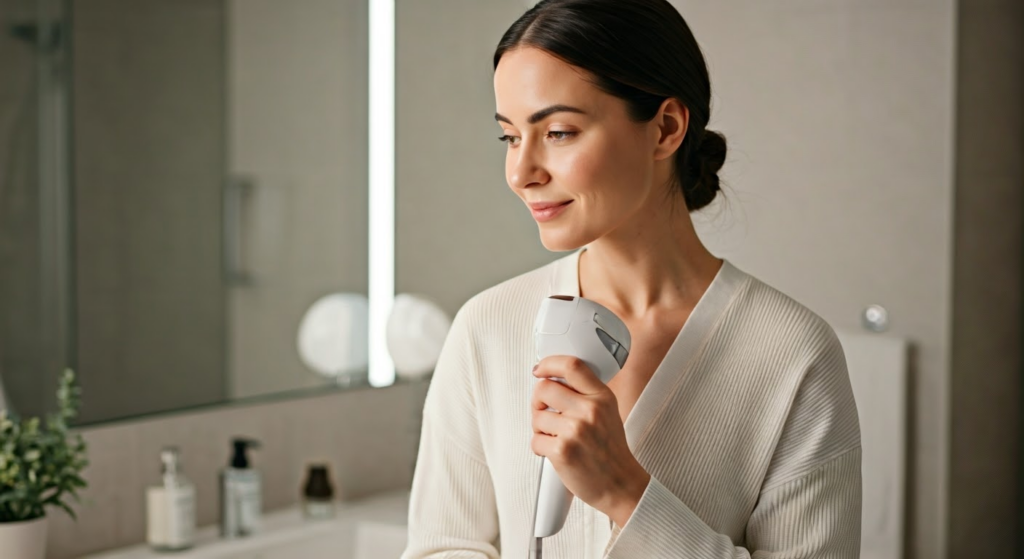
[578, 202, 722, 320]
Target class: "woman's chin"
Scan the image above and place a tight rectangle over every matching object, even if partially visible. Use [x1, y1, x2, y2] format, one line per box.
[538, 228, 588, 253]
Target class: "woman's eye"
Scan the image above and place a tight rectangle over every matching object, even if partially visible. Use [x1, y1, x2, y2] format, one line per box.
[548, 131, 577, 141]
[497, 131, 576, 147]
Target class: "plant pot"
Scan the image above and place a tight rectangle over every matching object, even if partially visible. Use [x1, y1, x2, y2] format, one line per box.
[0, 516, 48, 559]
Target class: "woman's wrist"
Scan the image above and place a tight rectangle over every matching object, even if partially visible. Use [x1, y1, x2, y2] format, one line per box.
[605, 466, 651, 528]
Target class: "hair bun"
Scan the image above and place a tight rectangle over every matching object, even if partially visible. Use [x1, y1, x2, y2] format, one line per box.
[684, 129, 727, 211]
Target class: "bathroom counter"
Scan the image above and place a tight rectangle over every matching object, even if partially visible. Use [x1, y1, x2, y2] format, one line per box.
[81, 490, 410, 559]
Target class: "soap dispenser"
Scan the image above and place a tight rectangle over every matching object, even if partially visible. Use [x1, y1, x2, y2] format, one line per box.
[219, 438, 262, 538]
[146, 447, 196, 551]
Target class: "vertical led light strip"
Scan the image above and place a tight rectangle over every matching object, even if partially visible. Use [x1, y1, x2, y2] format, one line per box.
[368, 0, 395, 387]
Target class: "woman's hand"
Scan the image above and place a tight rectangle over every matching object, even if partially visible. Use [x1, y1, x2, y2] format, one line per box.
[531, 355, 652, 528]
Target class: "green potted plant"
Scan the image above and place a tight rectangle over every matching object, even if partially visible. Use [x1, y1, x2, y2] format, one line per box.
[0, 369, 88, 559]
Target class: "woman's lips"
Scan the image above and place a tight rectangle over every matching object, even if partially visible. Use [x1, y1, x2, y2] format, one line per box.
[529, 200, 572, 222]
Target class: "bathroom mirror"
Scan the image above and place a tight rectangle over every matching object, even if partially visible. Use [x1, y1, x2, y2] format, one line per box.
[0, 0, 376, 425]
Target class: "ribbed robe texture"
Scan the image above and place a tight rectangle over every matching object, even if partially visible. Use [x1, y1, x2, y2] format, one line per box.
[402, 248, 862, 559]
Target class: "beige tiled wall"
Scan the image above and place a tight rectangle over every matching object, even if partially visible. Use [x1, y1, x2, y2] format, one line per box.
[45, 381, 428, 558]
[394, 0, 562, 318]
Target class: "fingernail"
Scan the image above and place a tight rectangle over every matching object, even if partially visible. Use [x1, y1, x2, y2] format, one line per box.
[532, 364, 539, 372]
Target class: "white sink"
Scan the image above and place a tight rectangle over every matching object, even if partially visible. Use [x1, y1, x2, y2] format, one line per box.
[352, 522, 410, 559]
[221, 519, 408, 559]
[83, 491, 410, 559]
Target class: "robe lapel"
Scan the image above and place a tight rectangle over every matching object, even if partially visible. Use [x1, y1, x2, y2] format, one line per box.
[548, 247, 748, 447]
[545, 247, 749, 555]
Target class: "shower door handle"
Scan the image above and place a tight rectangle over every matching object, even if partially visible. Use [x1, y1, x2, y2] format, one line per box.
[223, 176, 254, 286]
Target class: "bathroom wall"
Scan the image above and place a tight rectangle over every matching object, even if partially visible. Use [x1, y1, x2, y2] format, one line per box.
[45, 381, 427, 558]
[949, 0, 1023, 554]
[395, 0, 560, 316]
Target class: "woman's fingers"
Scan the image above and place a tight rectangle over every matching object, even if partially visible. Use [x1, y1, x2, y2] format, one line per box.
[528, 355, 649, 522]
[532, 405, 587, 435]
[533, 355, 607, 396]
[532, 406, 560, 435]
[530, 416, 583, 462]
[531, 376, 579, 412]
[530, 354, 619, 462]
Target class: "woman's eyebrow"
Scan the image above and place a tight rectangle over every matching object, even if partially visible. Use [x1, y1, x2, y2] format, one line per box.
[494, 104, 587, 125]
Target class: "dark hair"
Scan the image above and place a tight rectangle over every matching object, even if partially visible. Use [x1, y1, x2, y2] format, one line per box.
[493, 0, 726, 212]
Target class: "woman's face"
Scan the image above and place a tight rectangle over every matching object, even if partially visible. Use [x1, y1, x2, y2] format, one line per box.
[494, 47, 668, 252]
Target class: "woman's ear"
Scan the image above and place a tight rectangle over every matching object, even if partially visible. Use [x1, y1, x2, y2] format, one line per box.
[652, 98, 689, 161]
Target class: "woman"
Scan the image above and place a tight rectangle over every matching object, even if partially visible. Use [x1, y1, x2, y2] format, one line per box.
[402, 1, 861, 557]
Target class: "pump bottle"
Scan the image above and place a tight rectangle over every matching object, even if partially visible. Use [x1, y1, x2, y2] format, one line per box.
[219, 438, 261, 538]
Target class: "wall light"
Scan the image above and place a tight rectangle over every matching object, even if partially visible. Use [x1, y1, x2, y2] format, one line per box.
[368, 0, 395, 387]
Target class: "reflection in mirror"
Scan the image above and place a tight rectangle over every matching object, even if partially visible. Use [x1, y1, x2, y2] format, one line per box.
[385, 294, 450, 381]
[297, 292, 369, 386]
[0, 0, 372, 425]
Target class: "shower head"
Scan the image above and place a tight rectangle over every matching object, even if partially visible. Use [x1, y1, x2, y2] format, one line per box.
[7, 21, 64, 53]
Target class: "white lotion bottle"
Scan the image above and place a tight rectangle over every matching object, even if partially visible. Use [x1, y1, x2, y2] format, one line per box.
[146, 447, 196, 551]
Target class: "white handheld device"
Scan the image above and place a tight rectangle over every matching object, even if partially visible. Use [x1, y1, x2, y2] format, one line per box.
[530, 295, 631, 557]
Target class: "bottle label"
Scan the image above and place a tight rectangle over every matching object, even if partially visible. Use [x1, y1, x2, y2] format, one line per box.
[304, 500, 335, 519]
[166, 486, 196, 547]
[227, 476, 262, 536]
[148, 485, 195, 548]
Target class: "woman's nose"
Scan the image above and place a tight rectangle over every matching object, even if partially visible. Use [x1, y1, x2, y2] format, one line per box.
[508, 141, 550, 190]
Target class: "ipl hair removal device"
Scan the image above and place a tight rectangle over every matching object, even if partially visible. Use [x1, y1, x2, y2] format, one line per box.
[530, 295, 631, 557]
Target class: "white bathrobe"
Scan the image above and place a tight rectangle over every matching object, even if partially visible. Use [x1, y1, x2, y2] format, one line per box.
[403, 248, 861, 558]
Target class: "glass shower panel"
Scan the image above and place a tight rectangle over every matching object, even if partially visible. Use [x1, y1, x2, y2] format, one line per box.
[0, 0, 72, 419]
